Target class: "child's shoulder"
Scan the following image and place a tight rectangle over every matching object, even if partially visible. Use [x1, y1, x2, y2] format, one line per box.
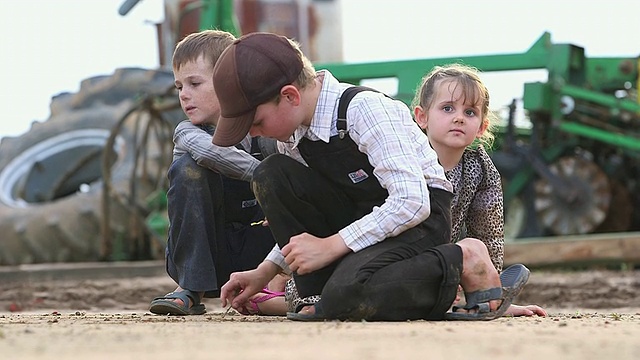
[345, 88, 405, 116]
[174, 119, 212, 135]
[463, 146, 499, 174]
[463, 145, 490, 159]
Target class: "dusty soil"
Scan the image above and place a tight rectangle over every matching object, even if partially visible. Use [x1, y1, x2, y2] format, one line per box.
[1, 267, 639, 359]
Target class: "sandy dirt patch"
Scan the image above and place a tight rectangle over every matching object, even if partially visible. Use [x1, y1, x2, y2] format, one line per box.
[1, 267, 639, 359]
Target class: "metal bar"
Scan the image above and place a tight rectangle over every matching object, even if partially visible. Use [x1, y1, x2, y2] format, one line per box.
[316, 32, 553, 106]
[558, 121, 640, 151]
[560, 85, 640, 113]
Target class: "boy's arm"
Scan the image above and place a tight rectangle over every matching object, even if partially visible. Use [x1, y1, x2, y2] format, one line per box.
[338, 95, 446, 252]
[264, 244, 292, 275]
[173, 121, 260, 181]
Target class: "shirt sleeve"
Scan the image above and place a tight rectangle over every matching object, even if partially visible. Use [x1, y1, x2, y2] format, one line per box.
[172, 121, 260, 181]
[264, 244, 292, 274]
[465, 149, 505, 272]
[337, 95, 434, 252]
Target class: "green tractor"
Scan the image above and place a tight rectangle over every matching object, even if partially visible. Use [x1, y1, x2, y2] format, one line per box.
[0, 0, 637, 265]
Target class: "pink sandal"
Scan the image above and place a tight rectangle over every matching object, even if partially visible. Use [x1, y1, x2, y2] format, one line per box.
[238, 288, 285, 315]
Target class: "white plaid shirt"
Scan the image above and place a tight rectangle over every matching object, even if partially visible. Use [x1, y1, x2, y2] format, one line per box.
[266, 70, 453, 272]
[172, 120, 258, 181]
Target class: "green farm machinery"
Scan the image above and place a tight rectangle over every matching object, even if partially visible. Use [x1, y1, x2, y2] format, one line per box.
[318, 32, 640, 240]
[0, 0, 638, 266]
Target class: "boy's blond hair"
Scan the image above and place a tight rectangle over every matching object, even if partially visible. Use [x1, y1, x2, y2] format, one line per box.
[412, 63, 497, 148]
[172, 30, 236, 72]
[286, 38, 317, 89]
[265, 38, 317, 105]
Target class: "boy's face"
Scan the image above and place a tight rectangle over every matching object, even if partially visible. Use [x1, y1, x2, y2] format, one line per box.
[174, 55, 220, 126]
[250, 91, 303, 142]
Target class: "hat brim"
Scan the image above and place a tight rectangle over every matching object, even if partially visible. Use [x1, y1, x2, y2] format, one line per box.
[212, 109, 256, 147]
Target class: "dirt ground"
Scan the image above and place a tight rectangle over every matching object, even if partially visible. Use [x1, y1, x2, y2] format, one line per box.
[1, 265, 639, 360]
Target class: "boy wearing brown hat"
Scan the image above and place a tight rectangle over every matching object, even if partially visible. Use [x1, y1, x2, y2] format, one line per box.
[216, 32, 528, 321]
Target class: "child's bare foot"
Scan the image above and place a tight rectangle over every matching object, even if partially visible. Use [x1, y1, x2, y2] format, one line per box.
[266, 273, 291, 292]
[238, 288, 287, 316]
[457, 238, 502, 313]
[453, 238, 503, 314]
[170, 286, 204, 308]
[297, 305, 315, 315]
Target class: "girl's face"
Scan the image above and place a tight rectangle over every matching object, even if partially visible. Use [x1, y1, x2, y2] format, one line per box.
[173, 55, 220, 126]
[415, 79, 487, 152]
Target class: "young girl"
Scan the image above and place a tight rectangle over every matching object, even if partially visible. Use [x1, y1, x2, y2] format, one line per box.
[413, 63, 545, 317]
[412, 63, 503, 271]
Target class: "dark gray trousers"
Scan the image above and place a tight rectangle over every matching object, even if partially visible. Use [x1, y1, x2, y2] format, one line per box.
[252, 154, 462, 320]
[165, 155, 274, 297]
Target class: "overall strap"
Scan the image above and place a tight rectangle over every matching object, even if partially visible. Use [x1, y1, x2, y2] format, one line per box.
[249, 136, 263, 160]
[337, 86, 380, 139]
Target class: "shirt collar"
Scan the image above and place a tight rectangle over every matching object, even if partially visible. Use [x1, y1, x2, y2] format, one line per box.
[287, 70, 342, 148]
[310, 70, 343, 143]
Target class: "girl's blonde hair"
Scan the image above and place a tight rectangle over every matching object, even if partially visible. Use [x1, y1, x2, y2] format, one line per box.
[412, 63, 497, 148]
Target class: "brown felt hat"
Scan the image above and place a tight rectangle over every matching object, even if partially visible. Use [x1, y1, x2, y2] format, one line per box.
[212, 32, 303, 147]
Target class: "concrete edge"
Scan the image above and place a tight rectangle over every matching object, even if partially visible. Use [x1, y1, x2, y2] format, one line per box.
[0, 260, 166, 284]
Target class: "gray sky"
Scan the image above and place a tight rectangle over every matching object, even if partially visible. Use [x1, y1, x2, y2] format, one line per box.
[1, 0, 638, 139]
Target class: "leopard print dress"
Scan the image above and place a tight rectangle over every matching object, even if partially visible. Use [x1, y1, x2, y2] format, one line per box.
[284, 145, 505, 311]
[446, 146, 504, 272]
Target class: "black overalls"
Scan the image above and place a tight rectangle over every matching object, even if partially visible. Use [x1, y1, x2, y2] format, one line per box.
[251, 89, 464, 321]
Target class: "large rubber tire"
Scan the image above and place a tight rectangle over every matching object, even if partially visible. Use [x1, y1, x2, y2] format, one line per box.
[534, 156, 611, 235]
[0, 68, 182, 265]
[49, 67, 178, 116]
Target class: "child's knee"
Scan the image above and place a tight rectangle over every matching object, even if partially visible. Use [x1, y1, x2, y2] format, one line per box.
[169, 155, 202, 181]
[252, 154, 298, 193]
[457, 237, 489, 259]
[253, 154, 289, 179]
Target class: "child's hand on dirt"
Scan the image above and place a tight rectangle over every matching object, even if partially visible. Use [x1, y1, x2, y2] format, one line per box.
[505, 304, 547, 317]
[220, 270, 264, 308]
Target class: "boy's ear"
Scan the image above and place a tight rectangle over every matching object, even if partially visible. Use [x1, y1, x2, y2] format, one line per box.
[280, 85, 301, 105]
[414, 106, 428, 129]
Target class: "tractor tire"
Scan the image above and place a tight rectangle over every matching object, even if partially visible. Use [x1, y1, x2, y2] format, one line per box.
[534, 156, 611, 235]
[0, 68, 183, 265]
[49, 67, 178, 116]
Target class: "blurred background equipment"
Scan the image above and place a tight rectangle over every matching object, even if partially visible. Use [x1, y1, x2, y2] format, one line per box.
[0, 0, 342, 265]
[0, 0, 637, 268]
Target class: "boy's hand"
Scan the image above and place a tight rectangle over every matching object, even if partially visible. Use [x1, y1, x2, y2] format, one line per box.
[220, 270, 260, 309]
[281, 233, 349, 274]
[220, 262, 279, 310]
